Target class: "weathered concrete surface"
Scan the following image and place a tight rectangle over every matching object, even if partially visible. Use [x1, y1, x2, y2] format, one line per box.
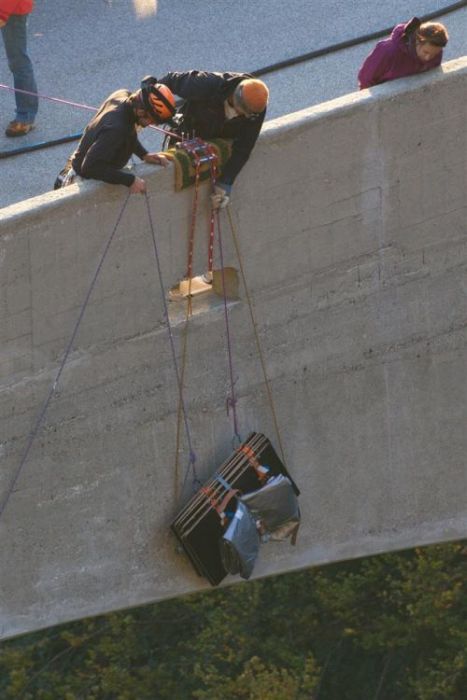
[1, 59, 467, 640]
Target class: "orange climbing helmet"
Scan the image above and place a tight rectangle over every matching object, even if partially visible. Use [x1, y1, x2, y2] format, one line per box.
[234, 78, 269, 117]
[140, 76, 176, 123]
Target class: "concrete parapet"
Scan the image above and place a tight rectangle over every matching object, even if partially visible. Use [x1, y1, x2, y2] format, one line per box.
[1, 58, 467, 639]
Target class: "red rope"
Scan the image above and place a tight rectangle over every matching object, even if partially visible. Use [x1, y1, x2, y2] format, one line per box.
[207, 145, 219, 274]
[186, 153, 202, 281]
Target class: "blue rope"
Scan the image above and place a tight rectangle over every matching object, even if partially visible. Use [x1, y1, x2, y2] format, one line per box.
[143, 192, 199, 489]
[0, 192, 131, 521]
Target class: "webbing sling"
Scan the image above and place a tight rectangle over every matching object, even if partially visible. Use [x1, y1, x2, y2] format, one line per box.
[238, 444, 269, 482]
[200, 486, 239, 527]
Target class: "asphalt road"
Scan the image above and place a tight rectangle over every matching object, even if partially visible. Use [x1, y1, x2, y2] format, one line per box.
[0, 0, 466, 208]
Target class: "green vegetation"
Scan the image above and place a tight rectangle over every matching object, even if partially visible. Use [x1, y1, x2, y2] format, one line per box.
[1, 542, 466, 699]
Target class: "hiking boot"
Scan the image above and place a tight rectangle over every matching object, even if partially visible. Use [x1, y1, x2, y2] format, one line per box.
[5, 120, 35, 137]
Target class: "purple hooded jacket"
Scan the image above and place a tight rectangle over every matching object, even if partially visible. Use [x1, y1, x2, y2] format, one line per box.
[358, 21, 443, 89]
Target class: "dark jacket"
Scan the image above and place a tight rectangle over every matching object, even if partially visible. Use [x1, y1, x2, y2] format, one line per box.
[358, 21, 442, 89]
[158, 71, 266, 186]
[71, 89, 147, 187]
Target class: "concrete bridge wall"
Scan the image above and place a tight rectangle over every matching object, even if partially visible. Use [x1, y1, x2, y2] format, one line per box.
[1, 58, 466, 640]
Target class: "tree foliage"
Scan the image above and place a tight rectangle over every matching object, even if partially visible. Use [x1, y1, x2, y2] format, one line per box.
[1, 542, 466, 699]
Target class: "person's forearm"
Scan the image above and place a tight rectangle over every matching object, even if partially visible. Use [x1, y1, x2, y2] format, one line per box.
[80, 161, 135, 186]
[133, 139, 148, 160]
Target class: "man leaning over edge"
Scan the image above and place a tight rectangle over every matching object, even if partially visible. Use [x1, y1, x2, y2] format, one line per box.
[158, 71, 269, 208]
[54, 77, 175, 195]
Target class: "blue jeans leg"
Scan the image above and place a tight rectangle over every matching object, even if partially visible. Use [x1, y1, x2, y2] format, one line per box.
[1, 14, 38, 123]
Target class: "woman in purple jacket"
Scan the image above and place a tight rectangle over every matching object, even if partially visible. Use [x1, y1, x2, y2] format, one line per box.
[358, 18, 449, 90]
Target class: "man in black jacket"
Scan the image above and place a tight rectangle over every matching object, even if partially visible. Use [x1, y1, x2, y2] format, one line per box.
[158, 71, 269, 208]
[54, 77, 176, 194]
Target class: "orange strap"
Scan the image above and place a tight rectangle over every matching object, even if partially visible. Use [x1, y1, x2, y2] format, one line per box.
[238, 445, 269, 482]
[201, 486, 239, 526]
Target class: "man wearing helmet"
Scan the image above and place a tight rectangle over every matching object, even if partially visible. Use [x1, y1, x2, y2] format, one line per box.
[54, 77, 175, 194]
[158, 71, 269, 208]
